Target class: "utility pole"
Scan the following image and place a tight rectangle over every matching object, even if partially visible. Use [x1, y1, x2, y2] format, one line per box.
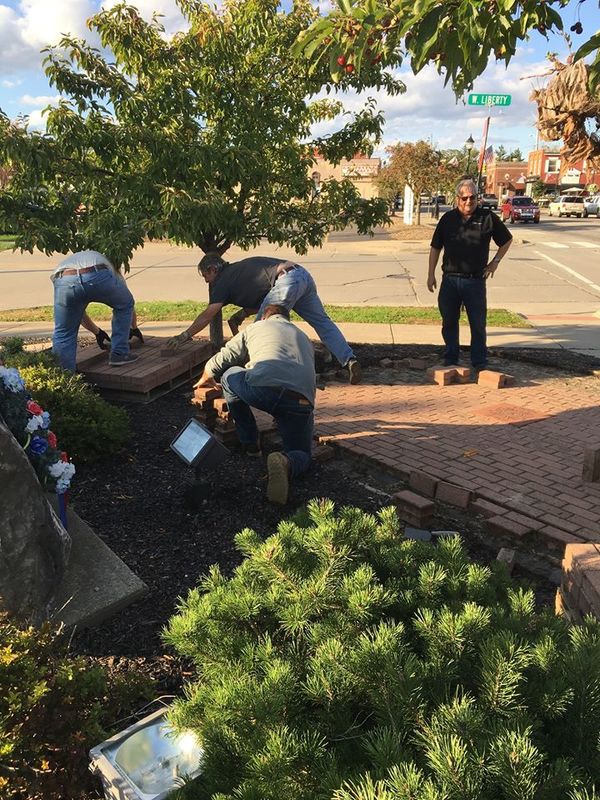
[477, 116, 491, 194]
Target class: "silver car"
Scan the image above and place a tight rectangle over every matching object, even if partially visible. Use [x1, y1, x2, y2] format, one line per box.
[583, 195, 600, 218]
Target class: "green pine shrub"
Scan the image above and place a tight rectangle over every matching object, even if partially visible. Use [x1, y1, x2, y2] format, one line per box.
[164, 500, 600, 800]
[0, 617, 152, 799]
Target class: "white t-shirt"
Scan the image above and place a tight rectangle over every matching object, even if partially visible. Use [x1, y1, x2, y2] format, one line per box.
[51, 250, 115, 282]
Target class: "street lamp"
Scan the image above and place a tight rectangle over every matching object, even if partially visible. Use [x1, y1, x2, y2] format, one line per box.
[465, 134, 475, 175]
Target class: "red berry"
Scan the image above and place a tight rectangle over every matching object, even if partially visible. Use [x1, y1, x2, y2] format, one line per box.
[337, 55, 346, 66]
[324, 36, 331, 44]
[345, 63, 355, 73]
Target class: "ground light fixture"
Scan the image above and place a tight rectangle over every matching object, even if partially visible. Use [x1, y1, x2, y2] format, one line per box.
[89, 708, 203, 800]
[170, 417, 230, 468]
[170, 417, 231, 510]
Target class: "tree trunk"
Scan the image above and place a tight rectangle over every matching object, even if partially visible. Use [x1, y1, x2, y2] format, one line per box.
[209, 309, 224, 351]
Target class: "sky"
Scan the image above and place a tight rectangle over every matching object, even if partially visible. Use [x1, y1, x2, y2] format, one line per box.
[0, 0, 596, 160]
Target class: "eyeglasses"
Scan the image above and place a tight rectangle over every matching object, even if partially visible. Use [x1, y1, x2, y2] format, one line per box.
[457, 194, 476, 201]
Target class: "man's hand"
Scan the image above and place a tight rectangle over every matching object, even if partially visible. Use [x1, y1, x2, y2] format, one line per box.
[484, 259, 500, 279]
[427, 275, 437, 292]
[95, 329, 111, 350]
[165, 330, 192, 351]
[193, 371, 219, 390]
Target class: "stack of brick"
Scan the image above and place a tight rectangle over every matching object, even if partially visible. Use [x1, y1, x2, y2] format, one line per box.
[392, 489, 434, 528]
[211, 397, 239, 446]
[477, 370, 516, 388]
[191, 386, 221, 429]
[556, 542, 600, 623]
[427, 366, 471, 386]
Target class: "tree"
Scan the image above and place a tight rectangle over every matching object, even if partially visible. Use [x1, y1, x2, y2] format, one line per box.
[0, 0, 399, 268]
[509, 148, 524, 161]
[531, 178, 546, 197]
[293, 1, 600, 161]
[494, 145, 508, 162]
[376, 140, 440, 225]
[164, 500, 600, 800]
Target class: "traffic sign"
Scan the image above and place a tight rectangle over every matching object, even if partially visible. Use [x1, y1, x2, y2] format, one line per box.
[468, 93, 511, 107]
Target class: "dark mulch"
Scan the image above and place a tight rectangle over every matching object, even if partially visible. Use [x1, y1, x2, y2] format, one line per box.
[69, 343, 587, 689]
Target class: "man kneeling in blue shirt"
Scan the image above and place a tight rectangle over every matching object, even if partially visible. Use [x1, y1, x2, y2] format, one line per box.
[194, 304, 315, 505]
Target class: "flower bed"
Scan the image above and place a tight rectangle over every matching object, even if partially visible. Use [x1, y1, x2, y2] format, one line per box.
[0, 365, 75, 497]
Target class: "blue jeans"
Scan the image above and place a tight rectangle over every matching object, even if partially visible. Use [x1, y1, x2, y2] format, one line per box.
[221, 367, 313, 478]
[52, 269, 134, 371]
[438, 275, 487, 368]
[255, 266, 354, 367]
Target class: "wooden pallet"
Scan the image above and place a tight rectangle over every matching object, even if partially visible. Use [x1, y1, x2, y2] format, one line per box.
[76, 336, 213, 403]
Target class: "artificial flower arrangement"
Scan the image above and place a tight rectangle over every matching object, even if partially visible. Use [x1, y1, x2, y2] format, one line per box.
[0, 365, 75, 497]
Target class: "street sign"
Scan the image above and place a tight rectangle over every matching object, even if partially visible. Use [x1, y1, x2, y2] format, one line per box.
[468, 93, 511, 107]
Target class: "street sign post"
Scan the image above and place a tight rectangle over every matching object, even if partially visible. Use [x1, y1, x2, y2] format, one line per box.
[468, 93, 512, 107]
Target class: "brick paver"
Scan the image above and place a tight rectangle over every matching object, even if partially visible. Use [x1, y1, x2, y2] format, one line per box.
[315, 366, 600, 544]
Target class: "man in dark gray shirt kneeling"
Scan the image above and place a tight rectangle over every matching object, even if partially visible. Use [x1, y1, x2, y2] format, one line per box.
[194, 304, 315, 505]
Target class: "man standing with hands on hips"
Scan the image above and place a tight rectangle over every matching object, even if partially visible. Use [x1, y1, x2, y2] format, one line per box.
[427, 179, 512, 371]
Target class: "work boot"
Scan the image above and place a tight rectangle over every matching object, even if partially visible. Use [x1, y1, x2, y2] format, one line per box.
[267, 452, 290, 505]
[347, 359, 362, 385]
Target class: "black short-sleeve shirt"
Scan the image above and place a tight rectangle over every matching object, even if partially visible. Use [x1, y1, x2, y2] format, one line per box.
[430, 208, 512, 277]
[208, 257, 287, 308]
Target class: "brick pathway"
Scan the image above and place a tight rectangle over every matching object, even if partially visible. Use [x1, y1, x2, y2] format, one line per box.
[315, 364, 600, 547]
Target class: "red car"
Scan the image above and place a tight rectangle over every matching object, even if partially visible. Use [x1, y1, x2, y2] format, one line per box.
[500, 196, 540, 224]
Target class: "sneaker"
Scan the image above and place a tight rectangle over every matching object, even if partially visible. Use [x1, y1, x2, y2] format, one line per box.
[242, 442, 262, 457]
[267, 452, 290, 505]
[109, 352, 139, 366]
[347, 359, 362, 385]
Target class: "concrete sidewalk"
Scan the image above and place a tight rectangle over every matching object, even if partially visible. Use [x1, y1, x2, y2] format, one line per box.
[2, 318, 598, 358]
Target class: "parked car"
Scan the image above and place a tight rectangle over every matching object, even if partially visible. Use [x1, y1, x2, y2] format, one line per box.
[500, 196, 540, 224]
[583, 194, 600, 218]
[548, 195, 586, 217]
[479, 193, 498, 211]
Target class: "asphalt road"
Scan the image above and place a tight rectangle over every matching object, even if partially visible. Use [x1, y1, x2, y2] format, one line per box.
[0, 211, 599, 317]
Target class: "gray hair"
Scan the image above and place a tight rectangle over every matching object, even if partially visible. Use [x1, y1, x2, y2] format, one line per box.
[198, 252, 226, 273]
[455, 179, 478, 197]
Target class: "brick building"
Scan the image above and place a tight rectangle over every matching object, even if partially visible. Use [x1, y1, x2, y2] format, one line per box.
[525, 149, 600, 195]
[483, 161, 528, 198]
[311, 153, 381, 200]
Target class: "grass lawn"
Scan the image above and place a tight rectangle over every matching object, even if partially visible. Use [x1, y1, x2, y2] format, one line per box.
[0, 235, 15, 252]
[0, 301, 530, 328]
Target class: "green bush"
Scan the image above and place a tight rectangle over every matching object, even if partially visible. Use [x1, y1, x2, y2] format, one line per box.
[0, 617, 151, 800]
[17, 364, 130, 463]
[164, 500, 600, 800]
[1, 339, 129, 464]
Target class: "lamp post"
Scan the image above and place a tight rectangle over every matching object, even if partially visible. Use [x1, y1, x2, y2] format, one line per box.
[433, 150, 442, 220]
[465, 134, 475, 176]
